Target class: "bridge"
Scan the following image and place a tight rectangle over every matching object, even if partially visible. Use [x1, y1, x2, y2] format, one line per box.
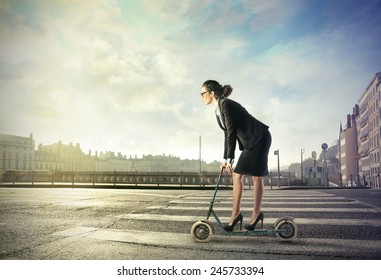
[0, 170, 296, 188]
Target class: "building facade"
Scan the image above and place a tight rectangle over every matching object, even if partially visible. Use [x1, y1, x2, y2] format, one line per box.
[0, 134, 219, 173]
[0, 133, 35, 171]
[356, 72, 381, 188]
[368, 75, 381, 188]
[339, 109, 359, 186]
[36, 141, 88, 171]
[342, 72, 381, 188]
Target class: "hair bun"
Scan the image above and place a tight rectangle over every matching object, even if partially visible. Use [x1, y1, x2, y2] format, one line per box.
[222, 85, 233, 98]
[202, 80, 233, 99]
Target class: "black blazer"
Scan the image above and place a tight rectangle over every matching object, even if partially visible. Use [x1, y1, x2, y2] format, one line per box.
[216, 98, 269, 160]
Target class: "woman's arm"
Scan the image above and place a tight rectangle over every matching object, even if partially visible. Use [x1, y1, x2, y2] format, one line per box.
[221, 99, 237, 160]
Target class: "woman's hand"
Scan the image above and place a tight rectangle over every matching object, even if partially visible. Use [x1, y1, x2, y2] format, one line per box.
[220, 162, 234, 173]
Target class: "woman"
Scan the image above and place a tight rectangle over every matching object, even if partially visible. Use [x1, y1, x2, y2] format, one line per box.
[201, 80, 271, 232]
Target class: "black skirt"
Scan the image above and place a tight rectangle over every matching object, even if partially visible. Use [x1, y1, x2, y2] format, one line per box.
[234, 131, 272, 176]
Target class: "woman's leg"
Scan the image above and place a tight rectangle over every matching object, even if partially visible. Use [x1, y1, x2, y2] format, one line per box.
[249, 176, 263, 224]
[229, 172, 244, 224]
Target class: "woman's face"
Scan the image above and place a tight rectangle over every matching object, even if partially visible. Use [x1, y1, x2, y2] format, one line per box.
[201, 86, 215, 105]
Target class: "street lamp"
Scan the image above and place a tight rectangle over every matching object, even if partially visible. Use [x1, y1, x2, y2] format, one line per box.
[301, 148, 305, 181]
[321, 143, 328, 186]
[274, 149, 280, 188]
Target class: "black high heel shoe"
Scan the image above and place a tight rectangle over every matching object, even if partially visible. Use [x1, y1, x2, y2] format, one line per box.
[223, 213, 243, 232]
[244, 212, 264, 231]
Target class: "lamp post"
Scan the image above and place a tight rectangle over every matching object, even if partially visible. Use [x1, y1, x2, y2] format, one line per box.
[199, 136, 202, 186]
[301, 148, 305, 181]
[199, 136, 201, 173]
[321, 143, 328, 186]
[274, 149, 280, 188]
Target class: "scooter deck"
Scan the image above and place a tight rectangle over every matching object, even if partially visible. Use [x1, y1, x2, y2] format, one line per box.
[222, 228, 277, 236]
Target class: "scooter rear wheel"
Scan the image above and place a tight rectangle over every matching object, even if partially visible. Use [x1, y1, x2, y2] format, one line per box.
[275, 219, 298, 241]
[191, 220, 214, 243]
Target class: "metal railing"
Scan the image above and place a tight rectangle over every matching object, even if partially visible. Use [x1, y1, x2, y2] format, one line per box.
[0, 170, 297, 188]
[0, 170, 232, 187]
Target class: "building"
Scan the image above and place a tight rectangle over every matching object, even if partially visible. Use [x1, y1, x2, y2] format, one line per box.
[36, 141, 88, 171]
[339, 108, 359, 186]
[0, 134, 228, 174]
[338, 71, 381, 188]
[34, 145, 62, 171]
[97, 151, 132, 172]
[0, 133, 35, 171]
[356, 72, 381, 188]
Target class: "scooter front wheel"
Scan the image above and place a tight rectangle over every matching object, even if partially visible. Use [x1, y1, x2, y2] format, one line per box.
[191, 220, 214, 243]
[275, 218, 298, 241]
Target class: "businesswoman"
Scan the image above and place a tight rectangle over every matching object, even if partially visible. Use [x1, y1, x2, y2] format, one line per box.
[201, 80, 271, 232]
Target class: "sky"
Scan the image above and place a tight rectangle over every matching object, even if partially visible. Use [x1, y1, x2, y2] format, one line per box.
[1, 0, 381, 170]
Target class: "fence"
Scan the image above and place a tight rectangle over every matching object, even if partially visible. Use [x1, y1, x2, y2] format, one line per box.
[0, 170, 228, 187]
[0, 170, 295, 187]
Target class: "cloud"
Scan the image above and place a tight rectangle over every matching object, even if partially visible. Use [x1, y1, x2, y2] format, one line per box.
[1, 0, 380, 169]
[242, 0, 308, 31]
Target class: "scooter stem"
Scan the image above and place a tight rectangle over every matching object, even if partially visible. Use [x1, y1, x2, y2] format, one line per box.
[210, 169, 224, 206]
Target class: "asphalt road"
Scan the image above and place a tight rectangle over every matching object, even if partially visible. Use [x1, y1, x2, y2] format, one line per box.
[0, 186, 380, 260]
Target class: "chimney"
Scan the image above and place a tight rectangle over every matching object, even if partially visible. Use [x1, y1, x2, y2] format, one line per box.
[347, 114, 351, 128]
[353, 104, 360, 116]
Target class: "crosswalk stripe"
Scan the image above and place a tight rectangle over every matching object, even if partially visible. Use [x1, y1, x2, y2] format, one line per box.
[169, 200, 358, 205]
[146, 205, 381, 213]
[116, 213, 381, 227]
[182, 194, 339, 199]
[178, 196, 351, 201]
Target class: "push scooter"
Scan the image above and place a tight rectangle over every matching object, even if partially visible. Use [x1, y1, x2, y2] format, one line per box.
[191, 168, 298, 243]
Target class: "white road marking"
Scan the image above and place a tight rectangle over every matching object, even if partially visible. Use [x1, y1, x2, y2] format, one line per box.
[146, 205, 381, 213]
[169, 200, 358, 205]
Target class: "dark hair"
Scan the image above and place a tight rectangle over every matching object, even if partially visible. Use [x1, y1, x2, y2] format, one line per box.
[202, 80, 233, 99]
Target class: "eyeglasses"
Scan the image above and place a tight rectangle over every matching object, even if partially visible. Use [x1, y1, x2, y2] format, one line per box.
[200, 91, 209, 97]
